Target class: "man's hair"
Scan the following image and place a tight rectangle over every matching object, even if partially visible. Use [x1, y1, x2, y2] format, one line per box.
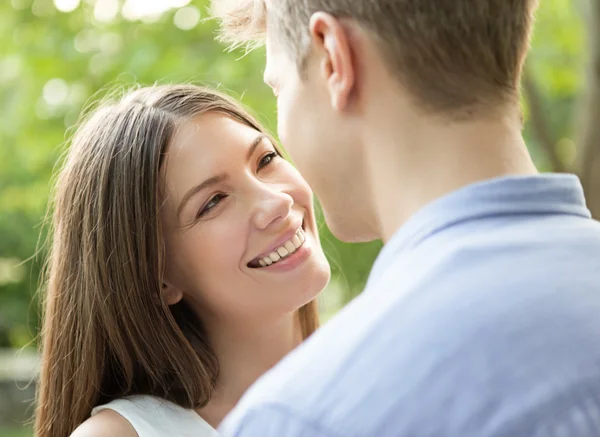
[213, 0, 539, 117]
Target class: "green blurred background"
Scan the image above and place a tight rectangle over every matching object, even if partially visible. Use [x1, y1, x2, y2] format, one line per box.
[0, 0, 598, 435]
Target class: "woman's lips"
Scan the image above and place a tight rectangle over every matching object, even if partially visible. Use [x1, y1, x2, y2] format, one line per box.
[248, 224, 306, 268]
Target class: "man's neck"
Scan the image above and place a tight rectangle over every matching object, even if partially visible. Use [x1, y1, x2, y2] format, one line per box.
[363, 108, 538, 243]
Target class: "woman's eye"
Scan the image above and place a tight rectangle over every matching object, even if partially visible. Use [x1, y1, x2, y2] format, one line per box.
[258, 152, 278, 170]
[198, 193, 227, 217]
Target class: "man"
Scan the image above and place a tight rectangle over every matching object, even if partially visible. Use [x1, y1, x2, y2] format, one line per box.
[212, 0, 600, 435]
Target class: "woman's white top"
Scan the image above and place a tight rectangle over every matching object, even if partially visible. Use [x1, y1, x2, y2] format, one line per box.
[91, 395, 218, 437]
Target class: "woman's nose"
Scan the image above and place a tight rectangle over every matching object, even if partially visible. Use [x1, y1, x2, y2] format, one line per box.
[252, 187, 294, 230]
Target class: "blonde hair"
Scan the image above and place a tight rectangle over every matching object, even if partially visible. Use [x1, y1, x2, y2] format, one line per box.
[212, 0, 539, 116]
[35, 84, 319, 437]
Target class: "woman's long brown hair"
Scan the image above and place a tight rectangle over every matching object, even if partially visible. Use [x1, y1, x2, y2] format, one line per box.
[34, 84, 319, 437]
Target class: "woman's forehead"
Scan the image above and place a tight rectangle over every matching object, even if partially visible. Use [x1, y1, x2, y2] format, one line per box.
[170, 112, 260, 159]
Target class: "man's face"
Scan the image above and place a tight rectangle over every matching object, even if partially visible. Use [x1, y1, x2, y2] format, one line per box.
[263, 31, 324, 199]
[263, 23, 375, 242]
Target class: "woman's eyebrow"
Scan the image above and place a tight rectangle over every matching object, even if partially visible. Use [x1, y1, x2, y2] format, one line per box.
[246, 134, 267, 162]
[177, 173, 228, 221]
[176, 134, 267, 221]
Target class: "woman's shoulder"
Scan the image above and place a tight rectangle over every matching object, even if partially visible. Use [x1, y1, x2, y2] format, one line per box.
[73, 395, 217, 437]
[71, 408, 136, 437]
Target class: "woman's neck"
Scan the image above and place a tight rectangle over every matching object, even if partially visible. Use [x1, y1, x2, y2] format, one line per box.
[196, 312, 301, 428]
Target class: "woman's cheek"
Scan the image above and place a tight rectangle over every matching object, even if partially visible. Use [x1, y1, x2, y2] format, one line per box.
[196, 218, 247, 275]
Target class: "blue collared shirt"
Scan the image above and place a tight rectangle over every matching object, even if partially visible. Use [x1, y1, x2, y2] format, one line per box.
[220, 174, 600, 437]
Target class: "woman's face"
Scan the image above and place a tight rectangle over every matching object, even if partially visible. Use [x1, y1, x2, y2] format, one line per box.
[160, 112, 330, 326]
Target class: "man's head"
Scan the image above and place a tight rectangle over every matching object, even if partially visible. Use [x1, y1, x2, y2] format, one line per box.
[213, 0, 539, 242]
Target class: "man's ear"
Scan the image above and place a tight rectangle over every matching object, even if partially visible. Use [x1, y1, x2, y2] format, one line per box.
[161, 281, 183, 306]
[309, 12, 355, 111]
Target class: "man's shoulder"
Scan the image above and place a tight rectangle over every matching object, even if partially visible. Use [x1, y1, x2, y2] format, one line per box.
[246, 288, 389, 397]
[223, 225, 600, 436]
[229, 242, 520, 413]
[222, 288, 401, 434]
[222, 250, 467, 434]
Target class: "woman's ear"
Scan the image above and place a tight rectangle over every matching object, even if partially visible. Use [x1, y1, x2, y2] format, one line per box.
[161, 281, 183, 306]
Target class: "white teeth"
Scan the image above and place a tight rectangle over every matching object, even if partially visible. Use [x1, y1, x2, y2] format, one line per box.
[277, 247, 289, 257]
[256, 227, 307, 268]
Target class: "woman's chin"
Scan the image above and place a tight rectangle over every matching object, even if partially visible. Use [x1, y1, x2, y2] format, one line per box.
[302, 259, 331, 302]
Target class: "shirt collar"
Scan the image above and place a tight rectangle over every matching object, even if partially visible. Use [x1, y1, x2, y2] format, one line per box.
[366, 174, 590, 288]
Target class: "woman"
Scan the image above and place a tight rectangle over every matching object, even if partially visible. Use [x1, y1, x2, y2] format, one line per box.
[34, 84, 331, 437]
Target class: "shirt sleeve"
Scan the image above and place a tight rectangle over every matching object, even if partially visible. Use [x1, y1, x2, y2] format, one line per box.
[219, 404, 342, 437]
